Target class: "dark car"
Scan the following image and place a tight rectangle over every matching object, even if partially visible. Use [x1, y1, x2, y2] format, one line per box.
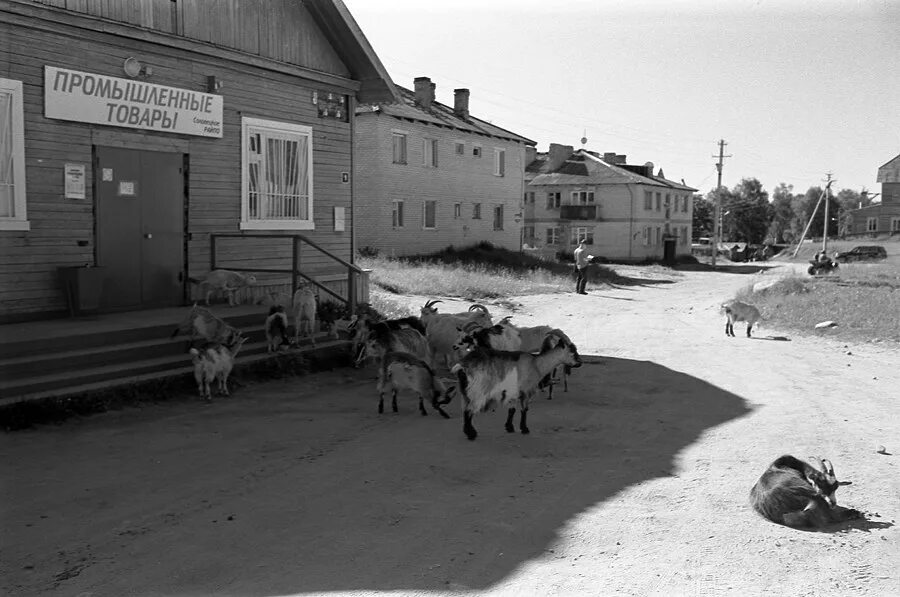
[834, 245, 888, 263]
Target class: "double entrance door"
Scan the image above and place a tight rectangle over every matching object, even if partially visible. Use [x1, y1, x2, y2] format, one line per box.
[95, 147, 185, 310]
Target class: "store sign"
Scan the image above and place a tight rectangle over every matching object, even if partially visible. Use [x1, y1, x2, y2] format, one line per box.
[44, 66, 223, 138]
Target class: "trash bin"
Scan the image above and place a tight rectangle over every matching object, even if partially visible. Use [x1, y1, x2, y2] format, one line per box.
[59, 265, 107, 316]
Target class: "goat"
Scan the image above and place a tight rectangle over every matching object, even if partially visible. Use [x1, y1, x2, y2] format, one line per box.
[265, 305, 289, 352]
[722, 299, 762, 337]
[189, 269, 256, 306]
[359, 322, 432, 374]
[349, 314, 426, 366]
[292, 284, 318, 347]
[537, 329, 576, 400]
[377, 351, 456, 418]
[170, 303, 242, 348]
[420, 300, 493, 370]
[451, 338, 582, 440]
[452, 319, 522, 353]
[189, 335, 246, 402]
[749, 455, 860, 528]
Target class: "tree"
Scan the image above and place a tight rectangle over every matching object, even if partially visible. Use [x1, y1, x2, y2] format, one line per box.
[769, 183, 795, 243]
[834, 188, 871, 237]
[722, 178, 771, 244]
[794, 186, 840, 241]
[691, 193, 714, 239]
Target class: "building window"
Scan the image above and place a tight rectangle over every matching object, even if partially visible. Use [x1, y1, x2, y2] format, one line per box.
[493, 148, 505, 176]
[455, 142, 465, 156]
[644, 191, 653, 210]
[0, 78, 28, 231]
[571, 227, 594, 245]
[423, 200, 436, 229]
[656, 192, 661, 211]
[473, 145, 482, 158]
[454, 203, 461, 219]
[392, 132, 407, 164]
[547, 227, 561, 245]
[546, 192, 561, 209]
[523, 225, 535, 241]
[392, 200, 404, 228]
[655, 227, 661, 245]
[867, 217, 877, 232]
[524, 191, 535, 204]
[892, 217, 900, 232]
[642, 226, 650, 246]
[423, 138, 438, 167]
[473, 203, 481, 219]
[493, 204, 504, 230]
[241, 117, 313, 231]
[572, 190, 594, 204]
[683, 195, 689, 212]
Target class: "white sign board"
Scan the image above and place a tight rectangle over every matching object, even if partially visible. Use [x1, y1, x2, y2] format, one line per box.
[44, 66, 223, 138]
[64, 163, 85, 199]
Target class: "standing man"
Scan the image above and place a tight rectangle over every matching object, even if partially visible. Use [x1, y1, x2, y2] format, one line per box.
[574, 239, 589, 294]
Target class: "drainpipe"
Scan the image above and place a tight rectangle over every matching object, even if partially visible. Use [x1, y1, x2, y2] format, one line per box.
[626, 183, 635, 261]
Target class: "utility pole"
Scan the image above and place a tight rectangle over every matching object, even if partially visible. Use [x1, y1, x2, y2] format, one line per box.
[792, 174, 834, 258]
[822, 172, 834, 256]
[711, 139, 731, 267]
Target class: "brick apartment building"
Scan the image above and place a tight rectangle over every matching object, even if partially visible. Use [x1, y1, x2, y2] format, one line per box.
[353, 77, 535, 257]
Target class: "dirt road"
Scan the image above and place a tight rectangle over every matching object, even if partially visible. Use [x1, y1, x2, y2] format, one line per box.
[2, 263, 898, 596]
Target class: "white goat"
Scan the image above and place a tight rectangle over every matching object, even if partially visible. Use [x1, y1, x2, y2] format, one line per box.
[377, 351, 456, 419]
[292, 284, 318, 346]
[265, 305, 289, 352]
[722, 299, 762, 338]
[189, 335, 246, 401]
[171, 304, 242, 347]
[451, 338, 582, 440]
[420, 300, 493, 370]
[189, 269, 256, 306]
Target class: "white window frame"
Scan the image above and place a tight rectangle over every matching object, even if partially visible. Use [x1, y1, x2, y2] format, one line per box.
[493, 148, 505, 176]
[240, 117, 314, 231]
[0, 78, 29, 231]
[392, 200, 404, 228]
[473, 144, 482, 158]
[423, 200, 437, 229]
[572, 226, 594, 245]
[891, 217, 900, 232]
[867, 217, 877, 232]
[644, 191, 652, 210]
[392, 131, 408, 165]
[454, 203, 461, 219]
[422, 138, 438, 168]
[547, 226, 560, 245]
[454, 141, 465, 156]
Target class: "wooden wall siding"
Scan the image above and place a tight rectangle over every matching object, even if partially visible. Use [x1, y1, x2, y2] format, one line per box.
[0, 17, 354, 319]
[25, 0, 351, 76]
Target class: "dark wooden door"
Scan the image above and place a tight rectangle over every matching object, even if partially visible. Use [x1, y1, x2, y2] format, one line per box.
[96, 147, 185, 309]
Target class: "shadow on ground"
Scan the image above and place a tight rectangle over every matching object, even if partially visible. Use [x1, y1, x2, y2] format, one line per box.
[675, 263, 778, 275]
[2, 357, 752, 596]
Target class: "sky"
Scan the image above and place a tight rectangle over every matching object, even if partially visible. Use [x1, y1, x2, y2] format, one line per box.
[342, 0, 899, 198]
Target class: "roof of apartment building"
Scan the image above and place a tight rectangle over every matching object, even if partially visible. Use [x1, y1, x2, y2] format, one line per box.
[877, 153, 900, 183]
[356, 77, 535, 146]
[527, 147, 697, 192]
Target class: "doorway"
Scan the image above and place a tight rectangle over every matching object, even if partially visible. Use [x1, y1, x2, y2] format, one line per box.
[95, 147, 186, 310]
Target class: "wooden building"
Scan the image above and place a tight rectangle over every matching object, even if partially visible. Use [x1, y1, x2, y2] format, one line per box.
[846, 153, 900, 236]
[0, 0, 397, 322]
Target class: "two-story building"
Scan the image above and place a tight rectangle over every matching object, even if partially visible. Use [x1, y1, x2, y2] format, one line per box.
[353, 77, 535, 257]
[0, 0, 396, 322]
[524, 144, 696, 262]
[846, 153, 900, 235]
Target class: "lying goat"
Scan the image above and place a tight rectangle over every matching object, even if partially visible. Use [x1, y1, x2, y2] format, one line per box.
[292, 284, 318, 347]
[377, 351, 455, 418]
[451, 338, 582, 440]
[749, 455, 860, 528]
[171, 304, 242, 348]
[722, 299, 762, 338]
[189, 269, 256, 306]
[189, 335, 246, 402]
[265, 305, 289, 352]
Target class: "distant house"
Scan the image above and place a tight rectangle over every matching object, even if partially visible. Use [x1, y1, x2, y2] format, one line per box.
[846, 154, 900, 235]
[524, 144, 696, 262]
[354, 77, 535, 257]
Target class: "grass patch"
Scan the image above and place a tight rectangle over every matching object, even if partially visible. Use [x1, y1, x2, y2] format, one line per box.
[736, 269, 900, 342]
[358, 243, 628, 299]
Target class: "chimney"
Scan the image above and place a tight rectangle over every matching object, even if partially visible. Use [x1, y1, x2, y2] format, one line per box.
[644, 161, 654, 177]
[603, 152, 627, 165]
[525, 146, 537, 166]
[453, 88, 470, 119]
[414, 77, 435, 110]
[548, 143, 574, 170]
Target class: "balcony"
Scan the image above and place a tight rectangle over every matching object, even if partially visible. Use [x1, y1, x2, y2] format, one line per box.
[560, 205, 598, 220]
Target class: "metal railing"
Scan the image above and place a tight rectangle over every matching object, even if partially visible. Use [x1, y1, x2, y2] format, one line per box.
[209, 233, 364, 313]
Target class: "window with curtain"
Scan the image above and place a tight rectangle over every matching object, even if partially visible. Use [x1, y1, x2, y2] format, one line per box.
[0, 78, 28, 230]
[241, 117, 313, 230]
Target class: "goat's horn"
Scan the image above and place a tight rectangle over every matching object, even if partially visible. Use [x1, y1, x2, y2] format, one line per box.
[462, 320, 482, 332]
[424, 299, 442, 309]
[499, 315, 513, 324]
[468, 304, 487, 313]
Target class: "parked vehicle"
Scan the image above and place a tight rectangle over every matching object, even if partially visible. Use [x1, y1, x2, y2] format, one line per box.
[808, 257, 839, 276]
[834, 245, 888, 263]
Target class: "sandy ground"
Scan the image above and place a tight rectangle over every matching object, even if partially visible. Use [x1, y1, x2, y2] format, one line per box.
[1, 262, 898, 597]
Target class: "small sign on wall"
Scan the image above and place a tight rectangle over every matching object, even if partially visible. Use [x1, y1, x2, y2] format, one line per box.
[341, 172, 350, 184]
[334, 207, 345, 232]
[64, 163, 86, 199]
[118, 181, 137, 197]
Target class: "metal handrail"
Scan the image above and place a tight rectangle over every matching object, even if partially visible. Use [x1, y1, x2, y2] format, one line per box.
[209, 233, 361, 312]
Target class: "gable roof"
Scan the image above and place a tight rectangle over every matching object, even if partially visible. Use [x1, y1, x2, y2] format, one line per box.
[306, 0, 400, 103]
[877, 153, 900, 183]
[529, 149, 697, 191]
[358, 86, 536, 146]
